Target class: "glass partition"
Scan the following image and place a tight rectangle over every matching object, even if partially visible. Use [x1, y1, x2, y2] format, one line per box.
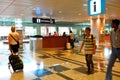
[58, 27, 69, 36]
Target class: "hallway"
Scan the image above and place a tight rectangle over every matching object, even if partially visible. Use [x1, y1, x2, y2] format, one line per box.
[0, 41, 120, 80]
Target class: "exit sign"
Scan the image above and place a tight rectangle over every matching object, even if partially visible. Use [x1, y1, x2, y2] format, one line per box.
[88, 0, 106, 16]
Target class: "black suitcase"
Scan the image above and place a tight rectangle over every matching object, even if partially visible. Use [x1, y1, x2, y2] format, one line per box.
[9, 54, 23, 72]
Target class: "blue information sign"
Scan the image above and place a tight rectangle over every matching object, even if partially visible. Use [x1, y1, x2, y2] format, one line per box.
[88, 0, 106, 16]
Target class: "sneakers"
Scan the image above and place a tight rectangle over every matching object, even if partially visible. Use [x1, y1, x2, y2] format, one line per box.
[86, 70, 94, 75]
[86, 68, 94, 75]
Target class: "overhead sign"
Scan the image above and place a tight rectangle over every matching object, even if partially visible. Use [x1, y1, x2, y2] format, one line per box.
[88, 0, 106, 16]
[32, 17, 55, 24]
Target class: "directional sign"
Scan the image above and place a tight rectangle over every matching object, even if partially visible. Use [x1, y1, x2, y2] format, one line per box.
[32, 17, 55, 24]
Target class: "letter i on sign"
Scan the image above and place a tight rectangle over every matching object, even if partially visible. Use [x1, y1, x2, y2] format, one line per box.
[93, 1, 96, 12]
[90, 0, 101, 15]
[37, 19, 41, 23]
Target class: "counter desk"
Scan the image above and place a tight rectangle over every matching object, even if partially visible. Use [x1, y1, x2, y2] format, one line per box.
[30, 36, 68, 51]
[43, 36, 68, 48]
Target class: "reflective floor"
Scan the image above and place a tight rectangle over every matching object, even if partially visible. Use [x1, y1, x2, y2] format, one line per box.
[0, 40, 120, 80]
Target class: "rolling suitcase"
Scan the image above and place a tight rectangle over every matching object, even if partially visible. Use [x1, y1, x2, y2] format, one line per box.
[8, 54, 23, 72]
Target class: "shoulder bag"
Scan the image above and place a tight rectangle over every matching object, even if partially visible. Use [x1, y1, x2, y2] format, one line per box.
[9, 34, 19, 48]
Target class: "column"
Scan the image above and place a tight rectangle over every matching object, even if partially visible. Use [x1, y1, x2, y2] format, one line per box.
[90, 15, 105, 45]
[36, 26, 41, 35]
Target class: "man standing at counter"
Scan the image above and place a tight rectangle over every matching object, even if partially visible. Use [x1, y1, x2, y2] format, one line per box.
[69, 30, 74, 49]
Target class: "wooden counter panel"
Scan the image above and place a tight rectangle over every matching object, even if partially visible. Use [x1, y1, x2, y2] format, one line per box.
[42, 36, 68, 48]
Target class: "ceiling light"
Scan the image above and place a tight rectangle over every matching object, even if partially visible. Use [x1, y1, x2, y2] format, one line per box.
[32, 8, 36, 10]
[20, 14, 24, 16]
[41, 13, 48, 18]
[106, 8, 108, 10]
[83, 4, 87, 6]
[36, 6, 41, 16]
[58, 11, 62, 13]
[78, 13, 81, 15]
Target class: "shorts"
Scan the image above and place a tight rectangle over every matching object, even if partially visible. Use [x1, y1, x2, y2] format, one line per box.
[10, 44, 19, 53]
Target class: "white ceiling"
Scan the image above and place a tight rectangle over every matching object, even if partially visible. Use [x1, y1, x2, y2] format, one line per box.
[0, 0, 120, 22]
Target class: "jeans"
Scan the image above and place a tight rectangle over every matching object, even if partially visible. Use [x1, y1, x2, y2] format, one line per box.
[105, 48, 120, 80]
[85, 54, 94, 72]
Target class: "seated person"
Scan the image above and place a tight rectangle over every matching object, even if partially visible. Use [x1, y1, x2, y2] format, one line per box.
[62, 32, 67, 37]
[53, 32, 58, 36]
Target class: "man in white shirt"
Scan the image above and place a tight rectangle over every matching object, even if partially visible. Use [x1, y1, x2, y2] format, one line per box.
[69, 30, 75, 49]
[105, 19, 120, 80]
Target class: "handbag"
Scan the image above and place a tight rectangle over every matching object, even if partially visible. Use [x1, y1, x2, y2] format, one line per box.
[9, 34, 19, 48]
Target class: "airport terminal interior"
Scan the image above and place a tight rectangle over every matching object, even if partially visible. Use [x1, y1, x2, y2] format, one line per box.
[0, 38, 120, 80]
[0, 0, 120, 80]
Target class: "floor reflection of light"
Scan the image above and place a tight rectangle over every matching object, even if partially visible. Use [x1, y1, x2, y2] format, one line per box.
[104, 47, 111, 61]
[104, 47, 111, 66]
[0, 66, 10, 78]
[39, 61, 44, 70]
[53, 64, 60, 66]
[97, 60, 101, 71]
[24, 60, 37, 72]
[37, 69, 44, 75]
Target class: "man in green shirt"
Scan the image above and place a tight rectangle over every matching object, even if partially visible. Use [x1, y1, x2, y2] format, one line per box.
[80, 27, 96, 74]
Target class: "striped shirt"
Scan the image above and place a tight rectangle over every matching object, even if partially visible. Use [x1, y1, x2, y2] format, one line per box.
[110, 28, 120, 48]
[83, 34, 96, 54]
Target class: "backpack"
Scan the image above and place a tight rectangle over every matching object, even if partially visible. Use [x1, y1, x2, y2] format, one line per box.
[91, 34, 94, 41]
[91, 34, 97, 49]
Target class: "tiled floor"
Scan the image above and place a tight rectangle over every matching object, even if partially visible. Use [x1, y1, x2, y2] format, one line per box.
[0, 41, 120, 80]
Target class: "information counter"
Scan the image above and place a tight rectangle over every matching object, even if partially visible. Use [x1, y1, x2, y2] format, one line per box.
[30, 36, 68, 51]
[42, 36, 68, 48]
